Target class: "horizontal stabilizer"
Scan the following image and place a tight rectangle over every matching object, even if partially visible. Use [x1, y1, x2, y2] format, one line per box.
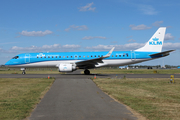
[149, 50, 175, 57]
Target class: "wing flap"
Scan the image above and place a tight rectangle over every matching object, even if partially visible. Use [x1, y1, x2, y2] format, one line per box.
[76, 47, 115, 67]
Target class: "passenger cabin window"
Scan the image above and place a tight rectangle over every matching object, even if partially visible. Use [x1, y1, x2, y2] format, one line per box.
[41, 57, 42, 58]
[91, 55, 93, 57]
[112, 55, 114, 57]
[44, 56, 46, 58]
[48, 56, 50, 58]
[95, 55, 96, 57]
[52, 56, 54, 58]
[71, 56, 72, 58]
[59, 56, 61, 58]
[79, 56, 81, 58]
[83, 56, 85, 58]
[98, 55, 100, 57]
[37, 56, 39, 58]
[87, 56, 89, 57]
[116, 55, 117, 57]
[63, 56, 65, 58]
[56, 56, 57, 58]
[67, 56, 68, 58]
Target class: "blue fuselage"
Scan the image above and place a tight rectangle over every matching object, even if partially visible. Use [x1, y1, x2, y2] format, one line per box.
[5, 51, 162, 68]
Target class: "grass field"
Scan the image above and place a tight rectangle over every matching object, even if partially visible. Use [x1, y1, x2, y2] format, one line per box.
[0, 78, 55, 120]
[0, 70, 62, 74]
[89, 69, 180, 74]
[1, 69, 180, 74]
[93, 78, 180, 120]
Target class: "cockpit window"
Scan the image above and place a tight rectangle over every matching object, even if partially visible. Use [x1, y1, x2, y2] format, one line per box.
[12, 56, 19, 59]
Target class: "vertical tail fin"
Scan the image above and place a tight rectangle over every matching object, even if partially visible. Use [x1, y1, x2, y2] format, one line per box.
[135, 27, 166, 52]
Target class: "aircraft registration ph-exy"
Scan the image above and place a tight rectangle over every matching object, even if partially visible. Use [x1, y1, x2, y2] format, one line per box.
[5, 27, 174, 75]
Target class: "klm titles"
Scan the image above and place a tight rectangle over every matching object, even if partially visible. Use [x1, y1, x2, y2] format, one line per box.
[149, 37, 162, 45]
[149, 41, 162, 45]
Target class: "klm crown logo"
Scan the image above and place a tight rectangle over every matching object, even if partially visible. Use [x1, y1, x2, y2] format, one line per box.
[149, 37, 162, 45]
[152, 37, 159, 41]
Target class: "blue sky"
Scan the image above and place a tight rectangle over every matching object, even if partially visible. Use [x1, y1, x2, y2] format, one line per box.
[0, 0, 180, 66]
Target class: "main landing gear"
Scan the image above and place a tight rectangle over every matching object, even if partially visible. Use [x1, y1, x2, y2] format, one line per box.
[21, 68, 26, 75]
[84, 69, 90, 75]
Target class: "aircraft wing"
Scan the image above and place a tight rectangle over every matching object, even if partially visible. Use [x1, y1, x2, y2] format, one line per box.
[76, 47, 115, 68]
[149, 50, 175, 57]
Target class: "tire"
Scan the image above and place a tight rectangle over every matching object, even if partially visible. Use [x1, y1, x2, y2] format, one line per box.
[84, 70, 90, 75]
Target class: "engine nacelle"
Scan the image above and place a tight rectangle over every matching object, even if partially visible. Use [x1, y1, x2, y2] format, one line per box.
[58, 64, 76, 72]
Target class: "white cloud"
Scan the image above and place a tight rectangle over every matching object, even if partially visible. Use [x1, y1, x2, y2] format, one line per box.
[111, 41, 118, 44]
[86, 42, 180, 51]
[62, 44, 80, 49]
[10, 44, 81, 52]
[85, 43, 145, 51]
[82, 36, 107, 40]
[65, 25, 88, 32]
[164, 33, 175, 40]
[15, 35, 21, 38]
[64, 28, 71, 32]
[129, 24, 152, 30]
[2, 42, 180, 55]
[19, 30, 53, 36]
[139, 5, 158, 15]
[128, 39, 136, 42]
[126, 36, 133, 38]
[163, 43, 180, 50]
[152, 21, 163, 27]
[0, 47, 17, 54]
[79, 2, 96, 12]
[0, 42, 19, 45]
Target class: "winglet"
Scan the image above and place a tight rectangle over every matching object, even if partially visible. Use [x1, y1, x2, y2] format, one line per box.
[103, 47, 115, 58]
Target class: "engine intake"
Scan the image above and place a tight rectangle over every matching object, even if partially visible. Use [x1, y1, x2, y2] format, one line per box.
[58, 64, 76, 72]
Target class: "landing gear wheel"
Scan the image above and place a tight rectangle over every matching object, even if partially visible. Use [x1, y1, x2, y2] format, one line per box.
[84, 69, 90, 75]
[22, 71, 26, 75]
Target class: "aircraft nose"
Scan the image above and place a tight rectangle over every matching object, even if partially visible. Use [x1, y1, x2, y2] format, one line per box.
[5, 60, 11, 66]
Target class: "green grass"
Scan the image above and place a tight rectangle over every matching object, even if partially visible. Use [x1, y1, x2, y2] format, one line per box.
[93, 78, 180, 120]
[0, 70, 64, 74]
[1, 68, 180, 74]
[89, 69, 180, 74]
[0, 78, 55, 120]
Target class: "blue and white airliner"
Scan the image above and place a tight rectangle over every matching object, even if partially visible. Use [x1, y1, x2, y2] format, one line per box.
[5, 27, 174, 75]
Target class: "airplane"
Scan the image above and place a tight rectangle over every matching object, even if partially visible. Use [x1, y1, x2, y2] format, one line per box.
[5, 27, 174, 75]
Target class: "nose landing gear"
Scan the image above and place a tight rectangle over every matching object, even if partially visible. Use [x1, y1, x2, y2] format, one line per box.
[21, 68, 26, 75]
[84, 69, 90, 75]
[22, 70, 26, 75]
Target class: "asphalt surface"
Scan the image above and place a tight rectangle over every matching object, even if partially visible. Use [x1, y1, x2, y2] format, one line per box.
[29, 78, 137, 120]
[1, 72, 180, 120]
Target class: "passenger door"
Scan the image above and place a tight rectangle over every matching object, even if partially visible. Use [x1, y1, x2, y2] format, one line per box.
[25, 54, 30, 63]
[131, 51, 136, 61]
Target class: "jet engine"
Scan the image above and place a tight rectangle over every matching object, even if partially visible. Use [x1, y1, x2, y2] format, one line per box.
[58, 64, 76, 72]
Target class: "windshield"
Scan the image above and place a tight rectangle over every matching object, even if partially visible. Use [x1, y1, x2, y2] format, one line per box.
[12, 56, 19, 59]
